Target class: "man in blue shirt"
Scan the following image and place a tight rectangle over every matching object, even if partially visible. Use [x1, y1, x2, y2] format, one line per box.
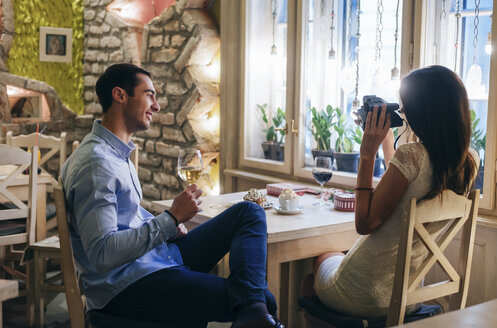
[61, 64, 283, 328]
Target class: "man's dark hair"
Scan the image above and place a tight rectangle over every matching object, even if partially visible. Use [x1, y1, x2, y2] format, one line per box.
[95, 63, 151, 113]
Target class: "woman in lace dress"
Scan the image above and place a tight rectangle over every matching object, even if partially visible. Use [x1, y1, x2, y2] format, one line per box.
[313, 65, 479, 317]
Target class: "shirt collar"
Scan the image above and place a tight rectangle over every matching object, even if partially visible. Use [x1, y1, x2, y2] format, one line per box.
[92, 120, 135, 159]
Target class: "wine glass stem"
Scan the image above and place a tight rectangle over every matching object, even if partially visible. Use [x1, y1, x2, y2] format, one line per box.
[320, 184, 324, 206]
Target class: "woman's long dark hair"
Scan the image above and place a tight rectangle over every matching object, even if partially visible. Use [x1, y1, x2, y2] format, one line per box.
[399, 65, 477, 199]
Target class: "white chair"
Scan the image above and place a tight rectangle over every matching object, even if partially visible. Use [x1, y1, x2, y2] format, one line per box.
[299, 189, 479, 328]
[7, 131, 67, 232]
[6, 131, 66, 179]
[0, 144, 38, 323]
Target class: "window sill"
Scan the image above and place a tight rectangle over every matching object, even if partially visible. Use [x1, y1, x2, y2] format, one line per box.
[224, 168, 381, 190]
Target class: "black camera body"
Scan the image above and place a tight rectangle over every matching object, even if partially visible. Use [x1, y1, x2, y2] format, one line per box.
[357, 95, 403, 129]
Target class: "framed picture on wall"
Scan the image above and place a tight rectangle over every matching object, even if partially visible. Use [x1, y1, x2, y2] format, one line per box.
[39, 26, 72, 63]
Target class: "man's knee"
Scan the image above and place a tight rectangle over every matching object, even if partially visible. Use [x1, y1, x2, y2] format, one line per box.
[234, 201, 267, 227]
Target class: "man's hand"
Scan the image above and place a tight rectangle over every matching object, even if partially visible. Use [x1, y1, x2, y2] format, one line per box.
[169, 223, 188, 241]
[169, 184, 202, 223]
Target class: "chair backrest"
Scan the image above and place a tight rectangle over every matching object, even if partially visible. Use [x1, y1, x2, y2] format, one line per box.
[386, 189, 479, 327]
[0, 144, 38, 246]
[53, 184, 85, 328]
[6, 131, 67, 178]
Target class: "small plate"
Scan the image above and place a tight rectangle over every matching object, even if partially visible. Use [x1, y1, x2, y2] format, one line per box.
[273, 205, 304, 215]
[229, 200, 274, 209]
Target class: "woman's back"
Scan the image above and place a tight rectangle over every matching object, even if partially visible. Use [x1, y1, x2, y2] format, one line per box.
[315, 143, 438, 317]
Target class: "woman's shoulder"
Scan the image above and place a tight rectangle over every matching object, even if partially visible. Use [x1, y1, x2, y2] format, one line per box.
[393, 142, 427, 162]
[390, 142, 428, 183]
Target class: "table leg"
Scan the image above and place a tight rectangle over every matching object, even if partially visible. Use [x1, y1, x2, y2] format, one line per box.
[32, 249, 45, 328]
[35, 186, 47, 241]
[267, 244, 290, 326]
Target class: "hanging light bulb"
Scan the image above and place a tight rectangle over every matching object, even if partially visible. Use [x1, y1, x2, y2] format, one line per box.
[466, 64, 487, 99]
[270, 0, 277, 55]
[485, 31, 492, 55]
[465, 0, 487, 100]
[328, 0, 336, 60]
[391, 0, 401, 80]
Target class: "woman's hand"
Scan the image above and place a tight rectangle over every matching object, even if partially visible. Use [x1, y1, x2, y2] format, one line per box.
[360, 105, 391, 159]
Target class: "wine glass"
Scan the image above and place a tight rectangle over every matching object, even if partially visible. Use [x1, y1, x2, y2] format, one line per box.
[312, 156, 333, 207]
[177, 149, 203, 185]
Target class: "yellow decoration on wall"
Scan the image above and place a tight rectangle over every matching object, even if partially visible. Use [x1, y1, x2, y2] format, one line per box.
[6, 0, 84, 114]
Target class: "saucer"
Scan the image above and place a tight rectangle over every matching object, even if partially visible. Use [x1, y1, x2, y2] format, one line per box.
[273, 205, 304, 215]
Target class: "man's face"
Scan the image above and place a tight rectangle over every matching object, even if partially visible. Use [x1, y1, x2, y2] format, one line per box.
[123, 73, 160, 133]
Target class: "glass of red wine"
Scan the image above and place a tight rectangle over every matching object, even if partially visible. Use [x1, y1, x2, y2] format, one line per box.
[312, 156, 333, 207]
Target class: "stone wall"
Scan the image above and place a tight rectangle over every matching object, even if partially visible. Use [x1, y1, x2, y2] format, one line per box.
[82, 0, 142, 115]
[83, 0, 220, 210]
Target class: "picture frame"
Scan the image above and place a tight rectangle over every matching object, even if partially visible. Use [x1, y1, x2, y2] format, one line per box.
[39, 26, 72, 63]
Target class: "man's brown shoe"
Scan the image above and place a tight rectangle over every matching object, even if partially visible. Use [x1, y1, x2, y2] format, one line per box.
[230, 314, 284, 328]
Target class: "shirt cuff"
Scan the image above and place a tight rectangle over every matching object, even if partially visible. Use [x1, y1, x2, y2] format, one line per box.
[154, 211, 179, 241]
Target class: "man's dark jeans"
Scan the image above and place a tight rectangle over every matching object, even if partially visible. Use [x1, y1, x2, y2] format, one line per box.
[100, 202, 276, 326]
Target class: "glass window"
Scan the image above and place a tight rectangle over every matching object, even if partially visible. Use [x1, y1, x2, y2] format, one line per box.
[301, 0, 403, 170]
[423, 0, 492, 196]
[244, 0, 288, 163]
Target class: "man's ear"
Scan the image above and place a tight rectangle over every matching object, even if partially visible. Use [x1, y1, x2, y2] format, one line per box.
[112, 87, 128, 104]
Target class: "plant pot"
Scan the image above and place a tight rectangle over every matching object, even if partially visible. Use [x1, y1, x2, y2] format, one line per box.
[335, 152, 360, 173]
[261, 142, 284, 161]
[373, 157, 384, 177]
[475, 166, 484, 191]
[311, 149, 334, 165]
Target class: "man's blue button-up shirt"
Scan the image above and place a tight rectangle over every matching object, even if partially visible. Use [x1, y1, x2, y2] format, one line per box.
[61, 120, 182, 311]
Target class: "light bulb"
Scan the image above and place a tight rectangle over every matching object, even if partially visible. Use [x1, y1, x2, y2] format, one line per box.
[270, 45, 277, 55]
[485, 31, 492, 55]
[328, 48, 336, 60]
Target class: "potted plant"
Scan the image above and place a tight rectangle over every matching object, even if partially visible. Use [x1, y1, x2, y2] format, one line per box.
[333, 107, 362, 173]
[310, 105, 337, 161]
[258, 103, 285, 161]
[471, 109, 486, 190]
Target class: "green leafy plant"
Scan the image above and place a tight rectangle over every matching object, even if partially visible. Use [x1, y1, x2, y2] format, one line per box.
[334, 107, 362, 153]
[310, 105, 337, 150]
[258, 103, 286, 143]
[470, 109, 486, 155]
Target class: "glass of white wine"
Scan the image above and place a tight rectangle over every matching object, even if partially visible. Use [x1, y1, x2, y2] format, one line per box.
[177, 149, 203, 185]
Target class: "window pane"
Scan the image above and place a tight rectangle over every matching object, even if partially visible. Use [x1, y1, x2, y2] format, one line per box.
[302, 0, 403, 171]
[424, 0, 492, 194]
[244, 0, 288, 162]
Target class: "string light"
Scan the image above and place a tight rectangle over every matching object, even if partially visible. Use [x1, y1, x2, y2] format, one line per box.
[454, 0, 461, 73]
[329, 0, 336, 59]
[466, 0, 487, 100]
[352, 0, 362, 110]
[391, 0, 400, 79]
[340, 0, 355, 94]
[270, 0, 278, 55]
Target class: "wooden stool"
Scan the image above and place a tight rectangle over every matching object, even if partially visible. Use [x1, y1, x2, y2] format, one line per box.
[0, 279, 19, 328]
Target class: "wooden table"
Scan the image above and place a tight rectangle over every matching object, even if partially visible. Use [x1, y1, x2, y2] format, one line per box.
[396, 298, 497, 327]
[152, 191, 359, 327]
[0, 165, 53, 241]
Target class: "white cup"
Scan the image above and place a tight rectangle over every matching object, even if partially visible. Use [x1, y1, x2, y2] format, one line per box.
[279, 197, 299, 210]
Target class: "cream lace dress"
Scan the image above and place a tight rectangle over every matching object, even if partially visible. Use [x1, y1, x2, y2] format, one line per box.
[314, 142, 477, 318]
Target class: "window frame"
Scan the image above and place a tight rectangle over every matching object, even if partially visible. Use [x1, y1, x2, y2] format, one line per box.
[221, 0, 497, 212]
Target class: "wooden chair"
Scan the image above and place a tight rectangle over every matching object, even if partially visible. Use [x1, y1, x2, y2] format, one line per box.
[299, 189, 479, 328]
[6, 131, 67, 180]
[0, 145, 38, 323]
[53, 185, 197, 328]
[7, 131, 67, 232]
[386, 189, 479, 326]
